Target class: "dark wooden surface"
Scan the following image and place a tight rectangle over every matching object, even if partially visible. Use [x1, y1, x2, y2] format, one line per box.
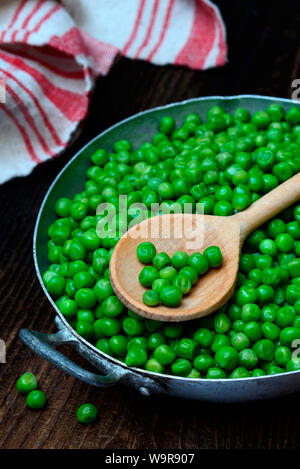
[1, 1, 300, 449]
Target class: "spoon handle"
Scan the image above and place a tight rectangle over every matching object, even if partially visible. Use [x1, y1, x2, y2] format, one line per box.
[234, 172, 300, 241]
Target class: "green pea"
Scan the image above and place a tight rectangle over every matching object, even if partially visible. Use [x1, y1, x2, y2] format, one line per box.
[48, 245, 62, 263]
[267, 104, 284, 122]
[262, 267, 280, 287]
[267, 365, 285, 375]
[172, 275, 191, 295]
[228, 304, 241, 321]
[77, 403, 98, 423]
[171, 358, 192, 376]
[178, 266, 198, 285]
[232, 193, 251, 211]
[75, 288, 97, 309]
[145, 358, 164, 373]
[193, 355, 215, 372]
[154, 344, 176, 365]
[123, 317, 144, 336]
[215, 346, 238, 370]
[153, 252, 171, 270]
[253, 339, 274, 361]
[229, 367, 250, 378]
[247, 230, 265, 250]
[69, 260, 87, 276]
[139, 266, 159, 287]
[73, 271, 94, 290]
[206, 367, 227, 379]
[159, 286, 182, 307]
[241, 304, 261, 322]
[59, 298, 78, 318]
[186, 368, 201, 378]
[274, 346, 292, 367]
[159, 266, 177, 282]
[275, 233, 294, 252]
[163, 324, 183, 338]
[238, 348, 258, 369]
[152, 278, 170, 294]
[76, 320, 93, 340]
[143, 290, 160, 307]
[91, 148, 108, 166]
[114, 139, 131, 153]
[16, 372, 38, 394]
[145, 318, 163, 332]
[137, 242, 157, 264]
[240, 254, 255, 274]
[230, 332, 250, 351]
[68, 239, 86, 261]
[295, 299, 300, 315]
[259, 239, 277, 257]
[252, 368, 266, 377]
[213, 200, 233, 216]
[286, 358, 300, 371]
[211, 334, 230, 352]
[44, 273, 65, 297]
[94, 278, 114, 302]
[192, 328, 213, 348]
[160, 116, 175, 135]
[99, 295, 124, 317]
[280, 327, 300, 346]
[261, 322, 280, 341]
[288, 259, 300, 278]
[177, 338, 199, 360]
[214, 312, 232, 334]
[109, 335, 128, 356]
[232, 320, 244, 334]
[171, 251, 189, 270]
[94, 318, 121, 337]
[276, 305, 295, 328]
[148, 333, 166, 350]
[26, 390, 47, 409]
[77, 309, 94, 323]
[55, 198, 72, 217]
[188, 252, 209, 275]
[285, 106, 300, 125]
[237, 286, 258, 306]
[127, 337, 148, 351]
[243, 321, 262, 342]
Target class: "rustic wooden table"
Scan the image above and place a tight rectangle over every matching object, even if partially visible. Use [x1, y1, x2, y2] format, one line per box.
[1, 1, 300, 449]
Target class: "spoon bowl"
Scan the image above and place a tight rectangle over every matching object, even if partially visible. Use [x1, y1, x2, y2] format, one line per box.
[110, 173, 300, 321]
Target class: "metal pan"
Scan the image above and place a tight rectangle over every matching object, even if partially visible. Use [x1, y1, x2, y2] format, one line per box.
[19, 95, 300, 402]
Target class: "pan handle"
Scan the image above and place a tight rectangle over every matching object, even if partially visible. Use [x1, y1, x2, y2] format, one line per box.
[19, 326, 123, 388]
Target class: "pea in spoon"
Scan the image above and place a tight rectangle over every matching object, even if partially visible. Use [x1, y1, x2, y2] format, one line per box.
[110, 173, 300, 322]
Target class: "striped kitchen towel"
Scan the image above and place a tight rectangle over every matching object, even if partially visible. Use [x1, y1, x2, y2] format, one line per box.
[0, 0, 227, 184]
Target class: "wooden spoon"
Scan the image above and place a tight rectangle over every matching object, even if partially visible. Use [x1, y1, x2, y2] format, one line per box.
[110, 173, 300, 322]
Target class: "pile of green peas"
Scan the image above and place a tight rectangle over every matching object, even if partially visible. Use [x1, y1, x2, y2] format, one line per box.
[137, 242, 223, 307]
[43, 103, 300, 378]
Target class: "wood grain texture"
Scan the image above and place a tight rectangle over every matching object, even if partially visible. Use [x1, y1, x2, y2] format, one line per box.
[1, 0, 300, 449]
